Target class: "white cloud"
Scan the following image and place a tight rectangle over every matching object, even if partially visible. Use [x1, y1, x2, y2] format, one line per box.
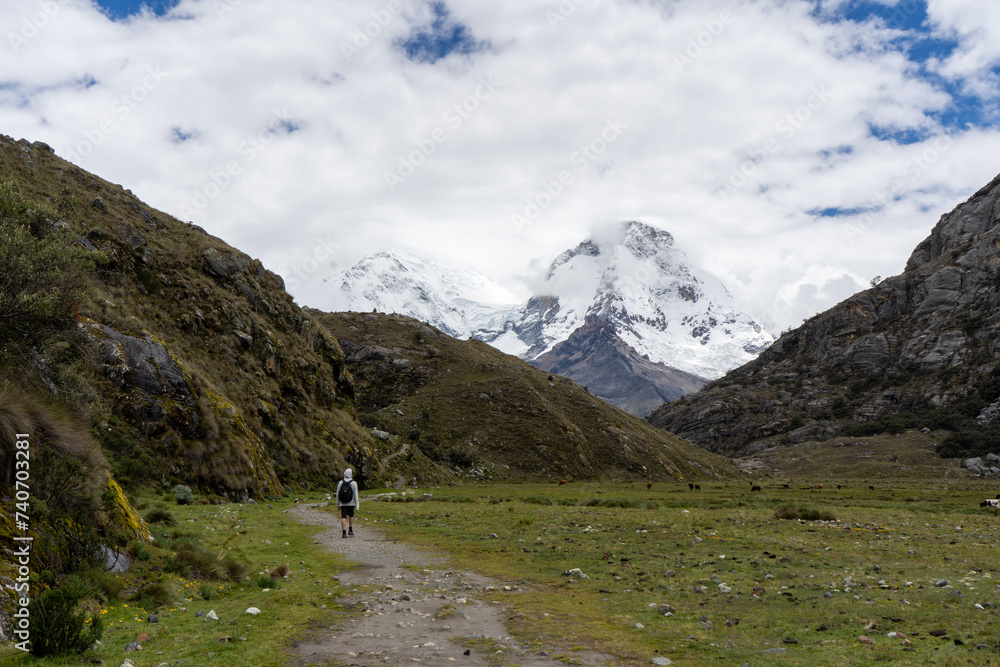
[2, 0, 1000, 330]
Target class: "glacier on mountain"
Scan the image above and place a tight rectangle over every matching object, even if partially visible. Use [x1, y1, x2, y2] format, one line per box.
[324, 221, 773, 381]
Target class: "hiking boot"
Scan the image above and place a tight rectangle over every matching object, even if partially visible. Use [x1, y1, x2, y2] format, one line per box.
[342, 530, 347, 538]
[348, 527, 354, 536]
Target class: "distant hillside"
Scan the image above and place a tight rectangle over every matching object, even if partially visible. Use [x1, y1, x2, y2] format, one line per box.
[0, 135, 375, 499]
[312, 310, 745, 482]
[649, 170, 1000, 462]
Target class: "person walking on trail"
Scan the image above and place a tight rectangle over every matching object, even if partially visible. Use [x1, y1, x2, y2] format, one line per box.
[336, 468, 359, 538]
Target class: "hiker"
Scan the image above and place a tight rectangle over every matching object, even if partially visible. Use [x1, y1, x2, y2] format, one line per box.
[336, 468, 360, 538]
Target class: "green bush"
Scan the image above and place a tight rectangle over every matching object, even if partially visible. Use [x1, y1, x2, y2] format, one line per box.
[28, 585, 103, 657]
[0, 180, 97, 353]
[144, 508, 176, 526]
[131, 581, 173, 609]
[256, 575, 278, 589]
[172, 484, 194, 505]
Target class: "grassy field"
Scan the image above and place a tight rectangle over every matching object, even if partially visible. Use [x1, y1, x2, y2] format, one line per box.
[3, 480, 1000, 666]
[360, 480, 1000, 666]
[0, 491, 357, 666]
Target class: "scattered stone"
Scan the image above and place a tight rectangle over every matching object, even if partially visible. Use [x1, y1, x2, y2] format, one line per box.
[824, 592, 833, 598]
[218, 636, 232, 643]
[125, 642, 141, 652]
[782, 637, 798, 644]
[195, 611, 205, 618]
[147, 614, 158, 623]
[563, 568, 589, 579]
[372, 429, 391, 441]
[657, 604, 675, 615]
[136, 633, 149, 642]
[91, 197, 107, 211]
[935, 579, 948, 587]
[858, 635, 875, 644]
[246, 607, 261, 615]
[663, 570, 676, 578]
[652, 658, 672, 665]
[635, 623, 645, 629]
[205, 610, 219, 621]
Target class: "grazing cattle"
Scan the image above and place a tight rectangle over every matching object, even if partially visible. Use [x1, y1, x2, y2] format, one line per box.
[980, 499, 1000, 508]
[817, 484, 823, 489]
[995, 494, 1000, 500]
[837, 485, 842, 490]
[558, 480, 568, 486]
[782, 483, 790, 489]
[869, 485, 875, 491]
[751, 485, 762, 492]
[688, 483, 694, 491]
[694, 484, 701, 491]
[647, 481, 654, 490]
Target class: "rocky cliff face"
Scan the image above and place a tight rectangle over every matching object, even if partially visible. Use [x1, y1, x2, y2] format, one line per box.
[0, 135, 375, 497]
[649, 172, 1000, 459]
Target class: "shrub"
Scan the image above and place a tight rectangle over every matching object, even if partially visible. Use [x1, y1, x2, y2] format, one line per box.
[28, 585, 104, 657]
[144, 508, 176, 526]
[269, 564, 289, 579]
[199, 583, 214, 600]
[131, 581, 173, 609]
[222, 555, 248, 582]
[0, 180, 97, 352]
[172, 484, 194, 505]
[127, 540, 152, 561]
[256, 575, 278, 589]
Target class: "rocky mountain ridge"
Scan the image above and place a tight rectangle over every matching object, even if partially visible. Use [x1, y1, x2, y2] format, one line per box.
[649, 171, 1000, 461]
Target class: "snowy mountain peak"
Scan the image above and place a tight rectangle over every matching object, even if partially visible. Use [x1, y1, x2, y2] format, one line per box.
[324, 250, 520, 339]
[322, 222, 773, 412]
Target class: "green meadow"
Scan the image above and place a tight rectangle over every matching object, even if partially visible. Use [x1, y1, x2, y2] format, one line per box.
[364, 481, 1000, 666]
[3, 481, 1000, 666]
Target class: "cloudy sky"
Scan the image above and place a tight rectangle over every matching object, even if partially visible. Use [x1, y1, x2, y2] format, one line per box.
[3, 0, 1000, 331]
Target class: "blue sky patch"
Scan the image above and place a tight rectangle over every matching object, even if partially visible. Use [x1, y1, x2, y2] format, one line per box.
[170, 127, 199, 143]
[808, 205, 880, 218]
[397, 2, 489, 64]
[95, 0, 179, 19]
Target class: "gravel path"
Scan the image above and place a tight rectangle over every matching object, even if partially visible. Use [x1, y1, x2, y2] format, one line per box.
[286, 503, 615, 667]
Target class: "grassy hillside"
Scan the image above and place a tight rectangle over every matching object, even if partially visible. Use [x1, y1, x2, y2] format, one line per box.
[0, 135, 375, 496]
[314, 310, 745, 483]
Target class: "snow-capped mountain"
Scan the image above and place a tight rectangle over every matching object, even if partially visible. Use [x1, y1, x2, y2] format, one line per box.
[476, 221, 773, 380]
[325, 221, 773, 415]
[323, 250, 522, 341]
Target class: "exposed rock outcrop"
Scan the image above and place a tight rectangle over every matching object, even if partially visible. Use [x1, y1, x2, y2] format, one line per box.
[649, 171, 1000, 458]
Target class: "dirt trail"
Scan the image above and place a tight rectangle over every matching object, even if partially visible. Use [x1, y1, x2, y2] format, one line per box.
[287, 503, 614, 667]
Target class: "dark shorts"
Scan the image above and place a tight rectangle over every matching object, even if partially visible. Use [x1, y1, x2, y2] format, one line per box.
[340, 505, 355, 518]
